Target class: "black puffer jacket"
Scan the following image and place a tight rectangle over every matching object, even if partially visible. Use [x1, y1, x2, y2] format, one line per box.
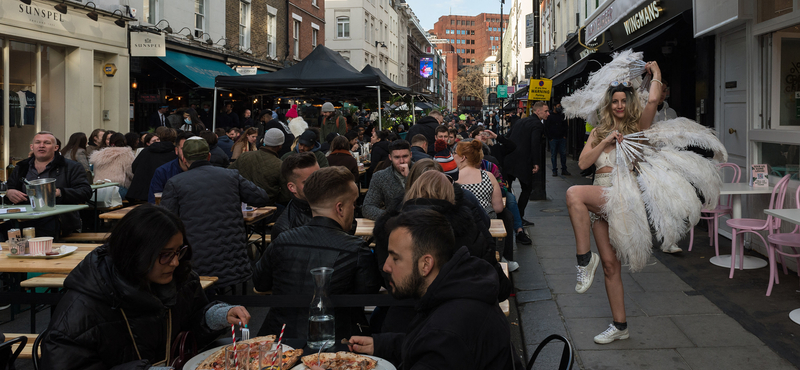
[128, 141, 177, 201]
[253, 216, 382, 339]
[161, 161, 268, 288]
[7, 153, 91, 234]
[209, 144, 230, 168]
[373, 247, 516, 370]
[270, 196, 312, 241]
[41, 246, 217, 370]
[406, 116, 439, 154]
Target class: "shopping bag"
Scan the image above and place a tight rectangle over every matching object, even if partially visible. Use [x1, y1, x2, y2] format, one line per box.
[92, 186, 122, 208]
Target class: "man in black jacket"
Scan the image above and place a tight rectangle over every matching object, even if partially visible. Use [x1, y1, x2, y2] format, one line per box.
[348, 209, 517, 369]
[5, 131, 91, 238]
[405, 111, 443, 154]
[253, 166, 381, 339]
[161, 138, 269, 289]
[409, 134, 431, 162]
[545, 103, 570, 177]
[127, 128, 178, 202]
[505, 102, 547, 224]
[270, 152, 320, 241]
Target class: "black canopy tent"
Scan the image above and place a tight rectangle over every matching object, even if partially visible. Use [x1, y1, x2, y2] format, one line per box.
[213, 45, 418, 129]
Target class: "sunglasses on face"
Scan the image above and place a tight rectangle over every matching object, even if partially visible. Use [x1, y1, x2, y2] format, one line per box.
[609, 81, 632, 88]
[158, 245, 189, 265]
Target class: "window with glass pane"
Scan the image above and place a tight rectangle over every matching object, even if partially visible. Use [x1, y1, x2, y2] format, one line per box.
[195, 0, 204, 33]
[239, 1, 250, 50]
[267, 13, 276, 57]
[8, 41, 38, 161]
[758, 0, 793, 23]
[294, 21, 300, 58]
[145, 0, 158, 24]
[337, 17, 350, 38]
[773, 32, 800, 127]
[312, 29, 318, 47]
[760, 142, 800, 179]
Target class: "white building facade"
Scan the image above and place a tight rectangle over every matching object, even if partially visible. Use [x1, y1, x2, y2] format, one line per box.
[325, 0, 402, 83]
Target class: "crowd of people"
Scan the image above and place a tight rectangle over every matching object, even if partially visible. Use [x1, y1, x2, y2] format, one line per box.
[0, 98, 568, 370]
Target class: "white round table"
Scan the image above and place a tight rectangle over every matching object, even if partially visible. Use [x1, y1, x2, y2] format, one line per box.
[709, 254, 768, 269]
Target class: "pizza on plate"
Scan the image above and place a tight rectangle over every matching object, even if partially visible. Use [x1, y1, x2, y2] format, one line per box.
[195, 335, 304, 370]
[300, 351, 378, 370]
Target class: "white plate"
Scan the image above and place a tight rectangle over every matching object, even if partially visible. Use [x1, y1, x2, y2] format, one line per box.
[185, 343, 295, 370]
[291, 354, 396, 370]
[7, 245, 78, 259]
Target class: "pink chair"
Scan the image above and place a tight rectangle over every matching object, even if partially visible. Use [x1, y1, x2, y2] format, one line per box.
[725, 175, 791, 279]
[688, 163, 742, 254]
[765, 185, 800, 296]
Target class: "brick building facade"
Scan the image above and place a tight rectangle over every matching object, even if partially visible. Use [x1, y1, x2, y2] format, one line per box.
[225, 0, 323, 67]
[429, 13, 507, 112]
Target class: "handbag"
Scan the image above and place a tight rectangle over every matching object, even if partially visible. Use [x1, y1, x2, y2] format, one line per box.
[169, 331, 198, 370]
[91, 186, 122, 208]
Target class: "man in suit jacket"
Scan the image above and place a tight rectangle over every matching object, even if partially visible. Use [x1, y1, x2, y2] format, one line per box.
[504, 101, 548, 224]
[149, 105, 170, 129]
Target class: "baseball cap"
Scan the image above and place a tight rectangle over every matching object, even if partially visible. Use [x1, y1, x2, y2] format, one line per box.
[298, 130, 317, 146]
[182, 137, 209, 160]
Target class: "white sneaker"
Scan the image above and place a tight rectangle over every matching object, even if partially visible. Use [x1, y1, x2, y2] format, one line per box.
[575, 252, 599, 293]
[664, 245, 683, 253]
[501, 257, 520, 272]
[594, 323, 630, 344]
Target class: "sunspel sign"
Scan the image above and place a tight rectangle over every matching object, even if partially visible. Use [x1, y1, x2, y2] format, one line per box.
[130, 32, 166, 57]
[527, 79, 552, 101]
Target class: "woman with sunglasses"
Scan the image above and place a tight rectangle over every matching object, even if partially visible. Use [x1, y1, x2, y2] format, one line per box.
[41, 204, 251, 370]
[564, 61, 662, 344]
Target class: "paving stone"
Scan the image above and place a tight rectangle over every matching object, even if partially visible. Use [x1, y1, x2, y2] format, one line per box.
[629, 272, 693, 292]
[678, 346, 796, 370]
[556, 292, 646, 318]
[564, 316, 695, 351]
[540, 258, 579, 275]
[519, 300, 569, 346]
[628, 291, 723, 316]
[579, 349, 691, 370]
[670, 315, 764, 347]
[516, 289, 552, 303]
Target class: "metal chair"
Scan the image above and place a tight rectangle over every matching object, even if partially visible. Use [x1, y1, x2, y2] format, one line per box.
[689, 163, 741, 254]
[526, 334, 573, 370]
[765, 185, 800, 296]
[726, 175, 791, 279]
[0, 336, 27, 370]
[32, 331, 44, 370]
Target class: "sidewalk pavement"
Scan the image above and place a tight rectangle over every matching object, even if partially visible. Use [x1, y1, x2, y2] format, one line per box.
[511, 153, 798, 369]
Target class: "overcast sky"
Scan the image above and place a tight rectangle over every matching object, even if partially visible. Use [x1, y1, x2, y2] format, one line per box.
[405, 0, 505, 31]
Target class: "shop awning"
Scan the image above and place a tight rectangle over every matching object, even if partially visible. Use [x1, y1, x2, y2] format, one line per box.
[159, 50, 240, 89]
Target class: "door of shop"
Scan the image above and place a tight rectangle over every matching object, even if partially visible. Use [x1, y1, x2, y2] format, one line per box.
[718, 27, 748, 166]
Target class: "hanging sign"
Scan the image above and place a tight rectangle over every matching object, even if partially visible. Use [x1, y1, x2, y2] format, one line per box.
[497, 85, 508, 99]
[130, 32, 166, 57]
[527, 79, 552, 101]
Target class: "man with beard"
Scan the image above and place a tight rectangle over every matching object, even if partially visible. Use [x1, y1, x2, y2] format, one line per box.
[270, 152, 320, 240]
[347, 209, 517, 369]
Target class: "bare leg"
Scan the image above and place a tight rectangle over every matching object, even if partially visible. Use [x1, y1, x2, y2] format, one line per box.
[566, 185, 607, 255]
[592, 218, 626, 323]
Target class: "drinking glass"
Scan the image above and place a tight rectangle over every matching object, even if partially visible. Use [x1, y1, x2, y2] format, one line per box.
[224, 345, 250, 370]
[258, 343, 283, 370]
[0, 181, 8, 208]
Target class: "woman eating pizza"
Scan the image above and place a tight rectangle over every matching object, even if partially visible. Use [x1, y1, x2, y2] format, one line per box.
[40, 204, 251, 370]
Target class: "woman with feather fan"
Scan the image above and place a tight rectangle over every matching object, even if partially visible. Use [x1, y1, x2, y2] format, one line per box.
[562, 50, 726, 345]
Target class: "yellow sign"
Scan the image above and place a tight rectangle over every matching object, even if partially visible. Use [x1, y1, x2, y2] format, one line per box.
[527, 78, 552, 101]
[104, 63, 117, 77]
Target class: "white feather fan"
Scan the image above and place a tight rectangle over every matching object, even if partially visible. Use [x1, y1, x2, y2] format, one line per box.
[640, 118, 728, 162]
[642, 147, 722, 210]
[602, 149, 653, 272]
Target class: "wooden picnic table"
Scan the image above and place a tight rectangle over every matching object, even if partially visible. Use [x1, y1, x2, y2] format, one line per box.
[100, 204, 276, 223]
[0, 204, 89, 221]
[98, 204, 139, 220]
[0, 243, 100, 274]
[354, 218, 507, 238]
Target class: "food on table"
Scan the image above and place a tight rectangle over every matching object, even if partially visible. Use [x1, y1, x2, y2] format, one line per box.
[300, 351, 377, 370]
[195, 335, 304, 370]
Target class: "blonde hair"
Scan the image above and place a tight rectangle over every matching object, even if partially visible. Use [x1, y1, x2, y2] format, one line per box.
[404, 171, 455, 204]
[405, 159, 443, 192]
[592, 86, 643, 148]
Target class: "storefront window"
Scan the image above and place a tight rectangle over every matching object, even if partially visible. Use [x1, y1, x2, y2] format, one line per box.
[40, 46, 65, 142]
[771, 27, 800, 128]
[758, 0, 793, 23]
[759, 142, 800, 180]
[8, 41, 37, 161]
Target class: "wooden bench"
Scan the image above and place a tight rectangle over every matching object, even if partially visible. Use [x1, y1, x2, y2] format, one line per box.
[20, 275, 219, 290]
[360, 188, 369, 195]
[59, 232, 109, 243]
[499, 262, 510, 317]
[249, 234, 272, 244]
[5, 333, 38, 360]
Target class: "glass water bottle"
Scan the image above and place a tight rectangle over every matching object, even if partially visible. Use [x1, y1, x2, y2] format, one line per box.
[307, 267, 335, 350]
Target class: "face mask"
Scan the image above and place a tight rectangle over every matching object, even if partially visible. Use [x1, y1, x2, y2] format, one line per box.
[204, 108, 209, 112]
[184, 118, 191, 124]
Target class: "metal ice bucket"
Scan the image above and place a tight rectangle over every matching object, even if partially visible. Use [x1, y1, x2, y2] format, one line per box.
[25, 178, 57, 211]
